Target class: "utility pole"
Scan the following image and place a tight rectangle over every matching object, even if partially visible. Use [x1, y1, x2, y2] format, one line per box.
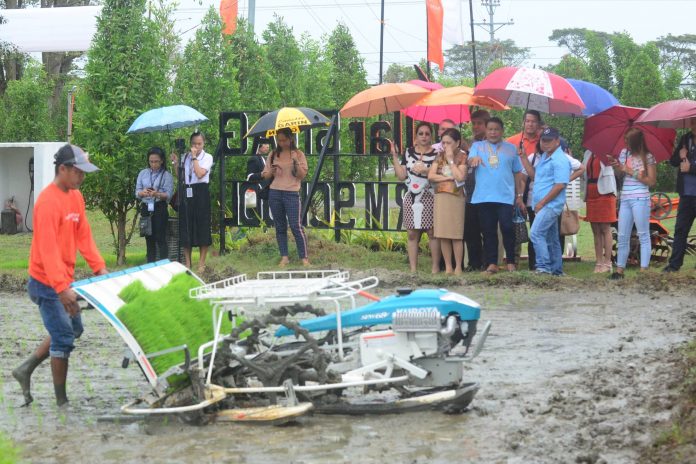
[249, 0, 256, 33]
[468, 0, 478, 85]
[472, 0, 513, 44]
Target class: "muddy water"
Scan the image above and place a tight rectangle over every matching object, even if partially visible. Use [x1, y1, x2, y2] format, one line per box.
[1, 287, 694, 464]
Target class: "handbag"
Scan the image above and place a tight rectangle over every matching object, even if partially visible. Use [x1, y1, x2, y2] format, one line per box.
[139, 214, 153, 237]
[435, 180, 461, 195]
[513, 207, 529, 244]
[560, 202, 580, 235]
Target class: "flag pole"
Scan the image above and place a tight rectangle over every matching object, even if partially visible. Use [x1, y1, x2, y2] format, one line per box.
[468, 0, 478, 85]
[379, 0, 385, 84]
[426, 2, 431, 81]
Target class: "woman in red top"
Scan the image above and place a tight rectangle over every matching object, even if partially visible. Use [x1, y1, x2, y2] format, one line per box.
[582, 149, 618, 273]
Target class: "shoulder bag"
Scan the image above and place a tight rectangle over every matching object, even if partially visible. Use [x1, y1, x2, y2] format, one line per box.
[560, 202, 580, 236]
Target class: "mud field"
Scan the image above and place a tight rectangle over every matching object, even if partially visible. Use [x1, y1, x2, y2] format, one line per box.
[1, 283, 695, 464]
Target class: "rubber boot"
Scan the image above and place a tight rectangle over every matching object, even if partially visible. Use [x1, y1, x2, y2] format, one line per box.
[50, 357, 69, 407]
[12, 352, 49, 406]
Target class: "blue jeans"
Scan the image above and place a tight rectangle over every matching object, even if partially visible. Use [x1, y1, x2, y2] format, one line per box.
[28, 277, 83, 358]
[530, 207, 562, 275]
[269, 189, 308, 259]
[617, 197, 651, 269]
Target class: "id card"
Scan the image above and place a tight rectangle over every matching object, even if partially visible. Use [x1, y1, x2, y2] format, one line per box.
[186, 187, 193, 198]
[147, 202, 155, 212]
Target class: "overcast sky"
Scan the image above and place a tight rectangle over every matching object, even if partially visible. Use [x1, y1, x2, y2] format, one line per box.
[171, 0, 696, 83]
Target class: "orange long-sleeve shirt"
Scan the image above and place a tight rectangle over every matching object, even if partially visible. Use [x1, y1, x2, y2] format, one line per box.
[29, 183, 105, 294]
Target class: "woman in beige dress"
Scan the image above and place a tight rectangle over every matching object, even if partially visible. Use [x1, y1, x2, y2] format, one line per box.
[428, 128, 468, 274]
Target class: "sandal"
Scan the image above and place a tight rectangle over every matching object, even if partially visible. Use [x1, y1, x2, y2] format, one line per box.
[481, 266, 498, 276]
[593, 263, 604, 273]
[279, 257, 290, 267]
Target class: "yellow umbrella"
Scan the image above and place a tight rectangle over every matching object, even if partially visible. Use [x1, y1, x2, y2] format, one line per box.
[245, 107, 330, 138]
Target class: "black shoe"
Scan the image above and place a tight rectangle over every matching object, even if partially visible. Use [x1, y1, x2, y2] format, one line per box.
[662, 266, 678, 273]
[610, 272, 624, 280]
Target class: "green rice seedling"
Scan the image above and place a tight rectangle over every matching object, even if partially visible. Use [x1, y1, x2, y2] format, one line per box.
[0, 432, 20, 464]
[116, 273, 234, 387]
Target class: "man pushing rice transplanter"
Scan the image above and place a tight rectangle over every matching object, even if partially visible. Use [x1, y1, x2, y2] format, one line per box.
[12, 144, 107, 407]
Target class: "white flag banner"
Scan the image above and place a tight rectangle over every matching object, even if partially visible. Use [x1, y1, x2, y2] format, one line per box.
[441, 0, 465, 46]
[0, 6, 102, 52]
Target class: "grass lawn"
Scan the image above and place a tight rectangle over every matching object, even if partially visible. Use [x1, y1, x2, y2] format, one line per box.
[1, 199, 695, 284]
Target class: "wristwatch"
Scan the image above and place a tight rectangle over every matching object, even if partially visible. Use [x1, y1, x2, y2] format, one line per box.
[516, 193, 523, 198]
[448, 160, 454, 165]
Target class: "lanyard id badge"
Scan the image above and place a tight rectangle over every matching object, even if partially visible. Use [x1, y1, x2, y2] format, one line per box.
[186, 187, 193, 198]
[147, 201, 155, 212]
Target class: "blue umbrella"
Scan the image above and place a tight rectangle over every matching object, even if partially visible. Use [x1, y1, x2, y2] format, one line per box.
[567, 79, 619, 117]
[127, 104, 208, 134]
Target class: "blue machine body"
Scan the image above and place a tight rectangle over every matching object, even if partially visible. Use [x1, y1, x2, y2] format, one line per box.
[275, 289, 480, 337]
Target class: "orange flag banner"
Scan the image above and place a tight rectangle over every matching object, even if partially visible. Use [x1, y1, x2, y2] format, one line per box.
[426, 0, 444, 71]
[220, 0, 238, 35]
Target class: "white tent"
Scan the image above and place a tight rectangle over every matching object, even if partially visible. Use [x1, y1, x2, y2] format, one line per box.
[0, 6, 102, 52]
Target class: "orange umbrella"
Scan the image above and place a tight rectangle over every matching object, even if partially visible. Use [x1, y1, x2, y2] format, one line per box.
[415, 86, 509, 111]
[340, 83, 431, 118]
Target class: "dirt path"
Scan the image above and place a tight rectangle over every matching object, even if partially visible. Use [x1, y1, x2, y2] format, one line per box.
[1, 284, 694, 463]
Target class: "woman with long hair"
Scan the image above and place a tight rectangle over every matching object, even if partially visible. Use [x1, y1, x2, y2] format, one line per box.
[428, 128, 468, 274]
[608, 128, 657, 279]
[261, 127, 309, 266]
[390, 121, 440, 273]
[135, 147, 174, 262]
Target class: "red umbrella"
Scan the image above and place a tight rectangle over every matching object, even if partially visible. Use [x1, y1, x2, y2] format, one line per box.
[635, 99, 696, 129]
[582, 105, 676, 164]
[473, 66, 585, 115]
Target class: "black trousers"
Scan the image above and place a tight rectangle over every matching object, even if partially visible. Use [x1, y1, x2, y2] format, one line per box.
[478, 202, 516, 266]
[668, 195, 696, 270]
[142, 201, 169, 263]
[464, 202, 483, 270]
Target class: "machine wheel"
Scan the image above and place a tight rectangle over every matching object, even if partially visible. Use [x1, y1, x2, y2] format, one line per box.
[650, 192, 673, 220]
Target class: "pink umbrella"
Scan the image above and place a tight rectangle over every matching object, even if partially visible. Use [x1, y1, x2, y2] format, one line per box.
[582, 105, 676, 164]
[474, 66, 585, 115]
[407, 79, 443, 91]
[403, 79, 471, 124]
[635, 99, 696, 129]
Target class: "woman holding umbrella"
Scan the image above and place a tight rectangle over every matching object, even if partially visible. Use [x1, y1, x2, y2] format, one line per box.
[607, 128, 657, 278]
[261, 127, 310, 266]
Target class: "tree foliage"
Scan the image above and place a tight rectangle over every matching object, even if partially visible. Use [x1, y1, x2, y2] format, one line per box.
[229, 19, 279, 109]
[585, 31, 613, 91]
[262, 15, 303, 106]
[0, 59, 54, 141]
[74, 0, 172, 265]
[549, 54, 591, 81]
[621, 48, 666, 107]
[173, 6, 239, 149]
[383, 63, 417, 83]
[445, 40, 530, 80]
[325, 22, 368, 107]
